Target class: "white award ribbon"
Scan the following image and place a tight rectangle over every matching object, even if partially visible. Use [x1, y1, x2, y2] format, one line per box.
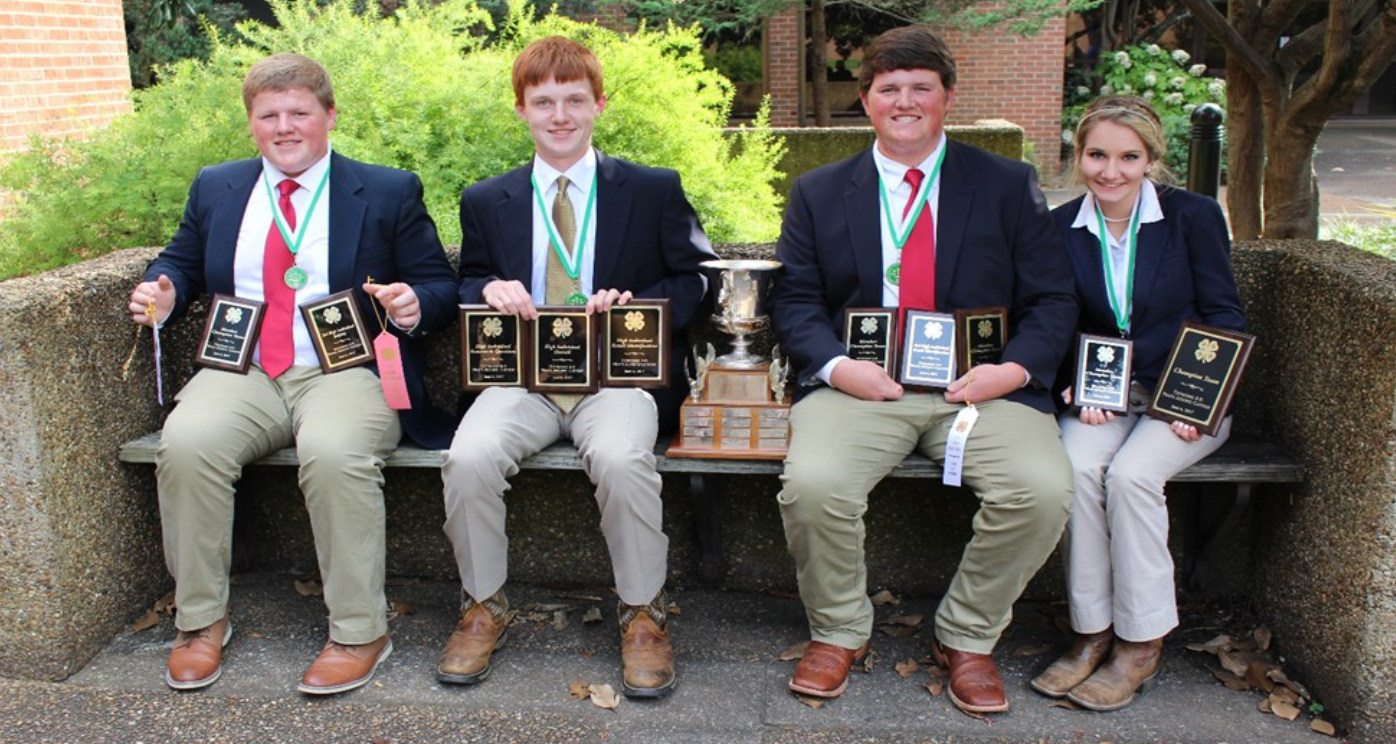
[148, 300, 164, 405]
[942, 404, 980, 487]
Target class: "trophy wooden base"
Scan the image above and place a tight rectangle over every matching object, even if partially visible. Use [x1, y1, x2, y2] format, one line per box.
[667, 367, 790, 459]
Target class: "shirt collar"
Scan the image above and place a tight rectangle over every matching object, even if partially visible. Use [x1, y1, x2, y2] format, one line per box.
[532, 148, 598, 196]
[871, 134, 947, 191]
[261, 143, 333, 191]
[1071, 179, 1164, 238]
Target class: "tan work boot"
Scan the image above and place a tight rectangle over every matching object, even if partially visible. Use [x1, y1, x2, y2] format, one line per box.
[619, 591, 676, 698]
[1030, 628, 1113, 698]
[1067, 637, 1164, 711]
[437, 589, 513, 685]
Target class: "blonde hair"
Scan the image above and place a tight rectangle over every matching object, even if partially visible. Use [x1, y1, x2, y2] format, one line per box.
[242, 53, 335, 113]
[1072, 95, 1174, 186]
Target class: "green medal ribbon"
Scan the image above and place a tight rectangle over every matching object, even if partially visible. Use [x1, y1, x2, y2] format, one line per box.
[262, 161, 331, 289]
[877, 144, 947, 286]
[1095, 194, 1143, 335]
[532, 171, 597, 284]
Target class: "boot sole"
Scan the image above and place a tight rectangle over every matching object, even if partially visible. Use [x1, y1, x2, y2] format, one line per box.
[298, 639, 393, 695]
[623, 673, 677, 699]
[164, 621, 233, 691]
[437, 627, 509, 685]
[1066, 670, 1158, 712]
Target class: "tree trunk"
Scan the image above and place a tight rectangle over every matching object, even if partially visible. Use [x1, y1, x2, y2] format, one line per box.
[1224, 66, 1265, 240]
[1101, 0, 1120, 51]
[1261, 109, 1325, 238]
[809, 0, 830, 126]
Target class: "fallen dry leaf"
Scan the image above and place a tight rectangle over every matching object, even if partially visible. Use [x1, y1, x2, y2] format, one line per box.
[1244, 661, 1276, 692]
[560, 593, 604, 603]
[390, 600, 415, 616]
[1267, 668, 1311, 699]
[924, 677, 944, 696]
[370, 738, 390, 744]
[1269, 685, 1301, 706]
[870, 589, 901, 607]
[293, 579, 322, 597]
[1186, 633, 1232, 655]
[795, 694, 826, 708]
[131, 609, 159, 632]
[552, 610, 568, 631]
[1212, 668, 1249, 691]
[1271, 700, 1301, 721]
[1311, 719, 1337, 736]
[779, 641, 809, 662]
[1012, 643, 1050, 657]
[530, 603, 570, 612]
[568, 679, 590, 700]
[859, 649, 877, 674]
[895, 659, 920, 679]
[1254, 625, 1272, 651]
[582, 607, 603, 624]
[882, 613, 924, 627]
[878, 625, 919, 638]
[1218, 649, 1248, 677]
[249, 631, 264, 639]
[667, 602, 681, 616]
[588, 683, 621, 710]
[1052, 699, 1082, 710]
[153, 590, 176, 615]
[1258, 697, 1272, 713]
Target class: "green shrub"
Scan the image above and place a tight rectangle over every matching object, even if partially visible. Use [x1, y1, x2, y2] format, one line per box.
[1320, 214, 1396, 260]
[125, 0, 247, 88]
[0, 0, 785, 279]
[1062, 43, 1227, 179]
[704, 44, 762, 83]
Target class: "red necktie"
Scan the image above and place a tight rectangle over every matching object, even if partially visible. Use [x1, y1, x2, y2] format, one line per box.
[897, 167, 936, 316]
[261, 179, 298, 379]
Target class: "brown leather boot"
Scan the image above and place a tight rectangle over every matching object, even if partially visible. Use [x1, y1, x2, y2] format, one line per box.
[619, 591, 676, 698]
[165, 617, 232, 690]
[932, 640, 1010, 713]
[1030, 628, 1113, 698]
[1067, 637, 1164, 711]
[788, 640, 870, 698]
[298, 633, 393, 695]
[437, 589, 513, 685]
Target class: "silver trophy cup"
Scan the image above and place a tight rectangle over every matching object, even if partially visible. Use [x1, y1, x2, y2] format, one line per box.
[702, 258, 782, 369]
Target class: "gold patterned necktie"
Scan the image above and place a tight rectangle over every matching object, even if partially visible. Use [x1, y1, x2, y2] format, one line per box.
[546, 175, 579, 305]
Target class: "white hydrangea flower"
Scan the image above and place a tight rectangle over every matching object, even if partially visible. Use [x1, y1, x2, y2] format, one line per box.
[1189, 64, 1207, 77]
[1100, 84, 1114, 95]
[1184, 103, 1198, 113]
[1146, 44, 1162, 56]
[1171, 76, 1187, 89]
[1119, 84, 1134, 94]
[1115, 51, 1132, 67]
[1076, 85, 1090, 96]
[1062, 129, 1073, 144]
[1164, 92, 1185, 106]
[1208, 82, 1225, 98]
[1143, 90, 1155, 100]
[1143, 72, 1158, 86]
[1172, 49, 1191, 64]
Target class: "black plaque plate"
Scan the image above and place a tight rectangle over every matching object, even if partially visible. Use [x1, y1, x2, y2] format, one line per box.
[842, 307, 897, 372]
[299, 290, 375, 373]
[897, 310, 957, 389]
[956, 306, 1008, 371]
[1073, 333, 1133, 413]
[602, 299, 670, 388]
[195, 294, 266, 373]
[1146, 322, 1254, 436]
[460, 305, 528, 391]
[529, 307, 598, 394]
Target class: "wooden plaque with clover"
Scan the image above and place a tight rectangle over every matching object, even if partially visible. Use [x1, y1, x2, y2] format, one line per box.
[529, 306, 599, 395]
[1146, 321, 1255, 437]
[196, 294, 267, 374]
[1073, 333, 1133, 414]
[299, 290, 375, 374]
[954, 306, 1008, 373]
[842, 307, 897, 373]
[459, 305, 529, 391]
[601, 299, 670, 389]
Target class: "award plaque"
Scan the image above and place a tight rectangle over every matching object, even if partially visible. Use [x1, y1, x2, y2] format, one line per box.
[955, 306, 1008, 372]
[898, 310, 957, 389]
[842, 307, 897, 372]
[195, 294, 266, 374]
[299, 290, 375, 373]
[1074, 333, 1133, 413]
[601, 300, 670, 388]
[1146, 322, 1255, 437]
[460, 305, 528, 391]
[530, 307, 598, 394]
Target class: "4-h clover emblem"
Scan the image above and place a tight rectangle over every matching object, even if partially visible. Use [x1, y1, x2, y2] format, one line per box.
[553, 317, 574, 339]
[224, 307, 244, 324]
[977, 319, 994, 338]
[1195, 338, 1220, 363]
[482, 317, 504, 338]
[860, 317, 880, 335]
[1096, 346, 1116, 364]
[322, 306, 343, 325]
[624, 311, 646, 332]
[924, 321, 944, 340]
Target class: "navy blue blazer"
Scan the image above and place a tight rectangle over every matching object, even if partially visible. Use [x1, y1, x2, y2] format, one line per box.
[1053, 186, 1245, 396]
[457, 151, 714, 432]
[144, 152, 459, 448]
[769, 141, 1078, 413]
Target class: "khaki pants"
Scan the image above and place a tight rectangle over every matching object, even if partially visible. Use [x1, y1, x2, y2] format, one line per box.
[1060, 385, 1233, 641]
[441, 387, 666, 606]
[156, 365, 400, 644]
[778, 388, 1073, 655]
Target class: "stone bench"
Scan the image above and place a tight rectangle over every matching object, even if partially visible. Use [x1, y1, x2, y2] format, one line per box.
[117, 431, 1302, 590]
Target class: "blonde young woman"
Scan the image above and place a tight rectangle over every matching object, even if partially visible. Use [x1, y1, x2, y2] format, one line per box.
[1031, 96, 1245, 711]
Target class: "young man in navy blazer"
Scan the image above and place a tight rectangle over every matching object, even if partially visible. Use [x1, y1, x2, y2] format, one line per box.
[437, 36, 714, 698]
[127, 53, 456, 695]
[769, 26, 1078, 713]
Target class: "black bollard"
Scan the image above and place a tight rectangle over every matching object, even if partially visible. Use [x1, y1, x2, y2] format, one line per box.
[1187, 103, 1225, 200]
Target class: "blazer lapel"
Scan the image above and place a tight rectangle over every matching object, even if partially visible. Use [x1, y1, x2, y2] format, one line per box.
[845, 151, 885, 306]
[934, 141, 973, 309]
[592, 151, 629, 289]
[207, 161, 261, 295]
[495, 165, 535, 285]
[327, 152, 366, 292]
[1130, 218, 1168, 329]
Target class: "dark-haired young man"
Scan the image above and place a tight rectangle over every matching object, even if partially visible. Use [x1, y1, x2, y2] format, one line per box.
[769, 26, 1078, 713]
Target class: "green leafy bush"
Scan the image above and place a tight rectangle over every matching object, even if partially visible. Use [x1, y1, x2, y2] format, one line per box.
[0, 0, 785, 279]
[125, 0, 247, 88]
[704, 44, 762, 83]
[1062, 43, 1227, 178]
[1321, 214, 1396, 260]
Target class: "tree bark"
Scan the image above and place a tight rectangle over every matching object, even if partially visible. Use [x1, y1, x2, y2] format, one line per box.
[1261, 112, 1322, 239]
[809, 0, 831, 126]
[1225, 66, 1265, 241]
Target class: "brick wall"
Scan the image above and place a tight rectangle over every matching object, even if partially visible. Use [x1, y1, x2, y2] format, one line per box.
[0, 0, 132, 156]
[764, 4, 1065, 177]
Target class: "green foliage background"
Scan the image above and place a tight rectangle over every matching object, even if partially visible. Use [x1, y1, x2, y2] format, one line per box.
[0, 0, 785, 278]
